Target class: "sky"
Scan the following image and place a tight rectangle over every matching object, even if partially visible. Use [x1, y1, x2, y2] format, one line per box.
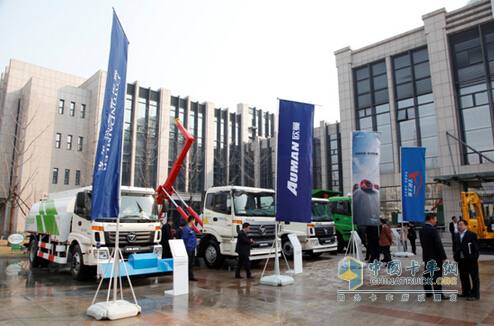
[0, 0, 468, 124]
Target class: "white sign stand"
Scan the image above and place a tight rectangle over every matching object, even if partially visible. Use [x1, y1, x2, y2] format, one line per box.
[287, 234, 303, 274]
[165, 239, 189, 296]
[392, 227, 414, 257]
[260, 222, 294, 286]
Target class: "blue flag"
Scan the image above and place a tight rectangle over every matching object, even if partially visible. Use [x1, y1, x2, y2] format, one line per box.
[91, 11, 129, 220]
[401, 147, 426, 222]
[276, 99, 314, 223]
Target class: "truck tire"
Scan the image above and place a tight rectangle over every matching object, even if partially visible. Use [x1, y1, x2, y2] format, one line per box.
[28, 238, 46, 268]
[203, 240, 224, 269]
[69, 243, 92, 281]
[282, 238, 294, 259]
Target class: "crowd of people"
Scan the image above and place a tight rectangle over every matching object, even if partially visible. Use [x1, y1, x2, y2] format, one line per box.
[161, 211, 481, 300]
[359, 213, 480, 301]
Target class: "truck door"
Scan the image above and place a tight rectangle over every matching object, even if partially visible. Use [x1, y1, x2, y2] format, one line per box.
[73, 192, 93, 245]
[204, 191, 232, 237]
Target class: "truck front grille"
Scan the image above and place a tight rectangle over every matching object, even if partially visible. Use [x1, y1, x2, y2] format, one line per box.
[314, 226, 334, 238]
[104, 231, 154, 245]
[247, 224, 276, 239]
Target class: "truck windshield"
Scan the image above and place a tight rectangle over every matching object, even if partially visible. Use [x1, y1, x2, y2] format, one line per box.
[119, 194, 158, 221]
[312, 201, 332, 222]
[233, 191, 275, 217]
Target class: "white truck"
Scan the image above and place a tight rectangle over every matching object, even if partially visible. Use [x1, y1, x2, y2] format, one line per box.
[25, 186, 168, 280]
[198, 186, 280, 268]
[280, 198, 337, 258]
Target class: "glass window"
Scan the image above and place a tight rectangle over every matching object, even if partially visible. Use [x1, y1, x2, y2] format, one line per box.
[400, 120, 417, 142]
[58, 99, 64, 114]
[55, 133, 61, 148]
[64, 169, 70, 185]
[395, 67, 412, 84]
[396, 83, 413, 99]
[75, 170, 81, 186]
[374, 89, 389, 104]
[415, 77, 432, 94]
[77, 136, 83, 151]
[357, 80, 370, 94]
[80, 104, 86, 118]
[412, 48, 428, 63]
[52, 168, 58, 184]
[393, 54, 410, 69]
[69, 102, 75, 116]
[414, 62, 431, 79]
[66, 135, 73, 150]
[355, 67, 369, 80]
[359, 116, 372, 131]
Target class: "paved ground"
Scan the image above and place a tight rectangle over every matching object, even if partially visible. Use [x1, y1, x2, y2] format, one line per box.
[1, 240, 494, 325]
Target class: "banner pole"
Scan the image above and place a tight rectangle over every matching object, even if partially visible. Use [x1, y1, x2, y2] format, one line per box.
[274, 222, 280, 276]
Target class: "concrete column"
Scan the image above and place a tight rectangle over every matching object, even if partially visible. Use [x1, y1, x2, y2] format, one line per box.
[319, 121, 328, 189]
[157, 88, 171, 186]
[129, 81, 139, 186]
[254, 138, 261, 188]
[385, 56, 399, 175]
[237, 103, 250, 186]
[204, 102, 215, 189]
[442, 182, 462, 221]
[334, 47, 354, 194]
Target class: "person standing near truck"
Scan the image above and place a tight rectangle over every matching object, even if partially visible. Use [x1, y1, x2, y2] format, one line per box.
[161, 218, 176, 258]
[407, 222, 417, 255]
[180, 217, 198, 281]
[235, 222, 254, 279]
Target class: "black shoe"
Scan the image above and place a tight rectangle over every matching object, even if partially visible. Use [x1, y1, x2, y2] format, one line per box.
[467, 297, 479, 301]
[246, 275, 253, 279]
[190, 278, 198, 282]
[458, 294, 469, 298]
[235, 275, 242, 279]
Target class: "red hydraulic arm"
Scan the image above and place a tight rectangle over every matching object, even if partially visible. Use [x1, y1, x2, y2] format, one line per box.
[156, 118, 203, 233]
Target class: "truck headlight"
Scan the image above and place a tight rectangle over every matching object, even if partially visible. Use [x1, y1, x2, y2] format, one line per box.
[94, 249, 109, 260]
[153, 245, 162, 257]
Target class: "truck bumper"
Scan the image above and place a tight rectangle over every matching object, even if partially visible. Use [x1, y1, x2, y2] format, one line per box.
[97, 253, 173, 278]
[302, 238, 338, 253]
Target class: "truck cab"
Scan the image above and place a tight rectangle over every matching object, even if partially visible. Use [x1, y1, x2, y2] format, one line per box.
[328, 196, 353, 252]
[281, 198, 337, 258]
[198, 186, 279, 268]
[25, 186, 164, 280]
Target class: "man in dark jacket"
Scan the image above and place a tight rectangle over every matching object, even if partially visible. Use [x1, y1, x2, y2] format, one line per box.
[449, 216, 458, 243]
[180, 217, 198, 281]
[161, 218, 176, 258]
[453, 219, 480, 300]
[419, 213, 447, 297]
[235, 222, 254, 279]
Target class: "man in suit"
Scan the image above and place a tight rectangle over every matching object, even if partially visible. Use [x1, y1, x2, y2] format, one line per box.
[419, 213, 447, 298]
[235, 222, 254, 279]
[161, 218, 176, 258]
[453, 219, 480, 300]
[449, 216, 458, 243]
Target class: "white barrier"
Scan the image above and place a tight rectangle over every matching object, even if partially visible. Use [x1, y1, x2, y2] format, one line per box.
[288, 234, 303, 274]
[165, 239, 189, 296]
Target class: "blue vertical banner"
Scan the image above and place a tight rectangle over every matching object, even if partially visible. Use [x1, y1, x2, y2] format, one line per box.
[91, 11, 129, 220]
[352, 131, 381, 226]
[401, 147, 426, 222]
[276, 99, 314, 223]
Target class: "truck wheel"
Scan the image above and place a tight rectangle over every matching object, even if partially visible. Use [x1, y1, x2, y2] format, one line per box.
[28, 238, 46, 268]
[203, 240, 224, 269]
[69, 244, 92, 281]
[282, 239, 294, 259]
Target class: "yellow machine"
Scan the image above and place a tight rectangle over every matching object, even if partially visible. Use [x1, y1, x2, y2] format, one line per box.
[461, 192, 494, 242]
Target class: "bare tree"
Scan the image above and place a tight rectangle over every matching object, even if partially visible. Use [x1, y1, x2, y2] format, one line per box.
[0, 100, 49, 237]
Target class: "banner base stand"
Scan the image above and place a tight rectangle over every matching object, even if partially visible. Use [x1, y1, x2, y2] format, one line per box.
[87, 300, 141, 321]
[392, 252, 414, 258]
[260, 274, 294, 286]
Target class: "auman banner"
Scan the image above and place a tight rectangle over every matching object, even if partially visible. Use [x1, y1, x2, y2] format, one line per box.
[401, 147, 426, 222]
[276, 99, 314, 223]
[91, 11, 129, 220]
[352, 131, 381, 226]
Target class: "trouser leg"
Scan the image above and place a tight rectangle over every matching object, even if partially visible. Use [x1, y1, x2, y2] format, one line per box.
[469, 260, 480, 299]
[188, 250, 194, 279]
[459, 260, 470, 296]
[235, 255, 243, 277]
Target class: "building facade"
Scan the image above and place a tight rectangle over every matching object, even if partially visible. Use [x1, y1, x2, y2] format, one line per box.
[0, 59, 342, 236]
[335, 0, 494, 221]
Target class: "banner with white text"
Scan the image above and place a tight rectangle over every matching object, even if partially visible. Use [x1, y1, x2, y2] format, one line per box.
[91, 11, 129, 220]
[276, 99, 314, 223]
[401, 147, 426, 222]
[352, 131, 381, 226]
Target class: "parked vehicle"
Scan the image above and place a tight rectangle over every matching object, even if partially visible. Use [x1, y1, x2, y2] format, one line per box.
[25, 186, 165, 280]
[280, 198, 337, 258]
[198, 186, 279, 268]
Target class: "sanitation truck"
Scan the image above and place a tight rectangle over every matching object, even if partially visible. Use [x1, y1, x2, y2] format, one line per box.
[327, 196, 353, 252]
[25, 186, 167, 280]
[280, 198, 337, 258]
[198, 186, 279, 268]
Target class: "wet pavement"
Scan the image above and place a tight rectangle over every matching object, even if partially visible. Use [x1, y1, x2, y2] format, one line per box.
[1, 243, 494, 325]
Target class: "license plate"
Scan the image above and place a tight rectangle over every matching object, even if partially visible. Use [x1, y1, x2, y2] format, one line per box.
[125, 247, 140, 252]
[259, 243, 269, 247]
